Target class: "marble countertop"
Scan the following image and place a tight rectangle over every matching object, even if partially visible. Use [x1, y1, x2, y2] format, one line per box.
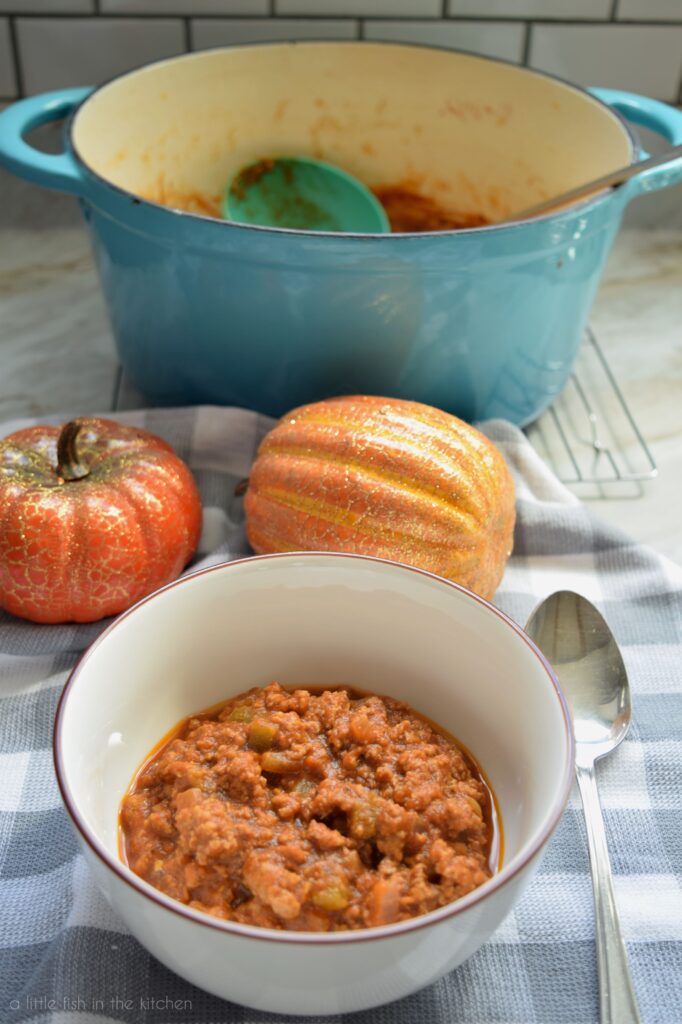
[1, 169, 681, 566]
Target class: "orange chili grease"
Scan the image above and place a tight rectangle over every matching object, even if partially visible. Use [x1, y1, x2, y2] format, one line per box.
[140, 179, 223, 218]
[372, 187, 490, 233]
[120, 684, 502, 879]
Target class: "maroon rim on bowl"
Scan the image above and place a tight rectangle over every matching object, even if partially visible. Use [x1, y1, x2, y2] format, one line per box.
[53, 551, 574, 946]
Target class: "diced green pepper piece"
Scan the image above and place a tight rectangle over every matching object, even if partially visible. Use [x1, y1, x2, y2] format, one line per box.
[312, 884, 350, 912]
[229, 704, 254, 723]
[184, 767, 205, 789]
[247, 719, 279, 751]
[261, 750, 298, 773]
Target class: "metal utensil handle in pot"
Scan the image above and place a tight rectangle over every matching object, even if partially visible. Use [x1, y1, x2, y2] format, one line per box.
[590, 88, 682, 196]
[0, 88, 93, 195]
[510, 142, 682, 221]
[506, 89, 682, 221]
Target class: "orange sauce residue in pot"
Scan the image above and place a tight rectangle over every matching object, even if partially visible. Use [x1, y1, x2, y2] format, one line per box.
[140, 175, 490, 232]
[140, 175, 223, 218]
[372, 187, 490, 233]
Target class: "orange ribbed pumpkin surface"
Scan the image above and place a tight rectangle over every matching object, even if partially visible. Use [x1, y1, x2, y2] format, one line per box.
[0, 417, 202, 624]
[244, 396, 515, 600]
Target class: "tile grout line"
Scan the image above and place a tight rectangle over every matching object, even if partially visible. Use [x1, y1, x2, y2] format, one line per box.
[110, 365, 123, 415]
[3, 13, 682, 25]
[3, 9, 682, 105]
[7, 15, 24, 99]
[521, 20, 532, 66]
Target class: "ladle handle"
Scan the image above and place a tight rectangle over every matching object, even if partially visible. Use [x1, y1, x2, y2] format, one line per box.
[576, 762, 642, 1024]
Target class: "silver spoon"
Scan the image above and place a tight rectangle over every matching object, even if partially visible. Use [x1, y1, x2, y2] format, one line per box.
[504, 142, 682, 222]
[525, 590, 641, 1024]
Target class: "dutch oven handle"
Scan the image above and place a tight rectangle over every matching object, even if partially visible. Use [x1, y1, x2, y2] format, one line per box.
[0, 87, 93, 195]
[589, 88, 682, 197]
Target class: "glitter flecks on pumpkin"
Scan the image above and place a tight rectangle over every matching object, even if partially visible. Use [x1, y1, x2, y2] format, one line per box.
[0, 417, 202, 624]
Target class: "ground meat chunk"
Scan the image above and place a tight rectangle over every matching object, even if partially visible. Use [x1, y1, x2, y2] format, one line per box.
[120, 682, 497, 931]
[263, 686, 311, 715]
[426, 792, 485, 838]
[174, 789, 238, 866]
[364, 872, 405, 927]
[375, 800, 419, 860]
[146, 801, 175, 838]
[429, 838, 491, 899]
[243, 850, 306, 921]
[308, 819, 347, 851]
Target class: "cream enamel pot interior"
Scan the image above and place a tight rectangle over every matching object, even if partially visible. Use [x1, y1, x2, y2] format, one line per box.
[74, 44, 630, 214]
[54, 553, 573, 1016]
[1, 42, 681, 423]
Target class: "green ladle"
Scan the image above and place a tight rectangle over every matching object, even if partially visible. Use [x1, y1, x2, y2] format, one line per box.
[223, 156, 390, 234]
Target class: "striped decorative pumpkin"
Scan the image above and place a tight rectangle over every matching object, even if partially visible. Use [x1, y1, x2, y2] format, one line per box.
[243, 396, 516, 600]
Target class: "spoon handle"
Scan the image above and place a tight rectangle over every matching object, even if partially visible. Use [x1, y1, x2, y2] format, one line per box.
[506, 143, 682, 222]
[576, 762, 642, 1024]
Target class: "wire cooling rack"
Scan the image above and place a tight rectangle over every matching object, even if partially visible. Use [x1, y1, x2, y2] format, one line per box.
[524, 327, 657, 498]
[113, 326, 656, 500]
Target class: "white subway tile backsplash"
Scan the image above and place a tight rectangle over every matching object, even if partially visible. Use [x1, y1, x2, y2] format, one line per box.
[5, 1, 682, 105]
[16, 17, 185, 94]
[278, 0, 439, 15]
[191, 17, 358, 49]
[0, 0, 93, 11]
[102, 0, 266, 13]
[449, 0, 610, 18]
[0, 18, 17, 96]
[529, 24, 682, 100]
[617, 0, 682, 20]
[363, 19, 525, 62]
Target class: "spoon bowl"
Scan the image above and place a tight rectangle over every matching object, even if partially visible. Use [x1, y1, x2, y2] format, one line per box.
[526, 590, 641, 1024]
[223, 156, 391, 234]
[525, 590, 632, 764]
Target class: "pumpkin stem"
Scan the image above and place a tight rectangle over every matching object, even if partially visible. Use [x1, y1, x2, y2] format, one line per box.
[234, 477, 249, 496]
[57, 420, 90, 482]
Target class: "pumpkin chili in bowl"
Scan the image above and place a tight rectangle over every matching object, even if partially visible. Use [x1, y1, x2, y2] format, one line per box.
[120, 681, 500, 932]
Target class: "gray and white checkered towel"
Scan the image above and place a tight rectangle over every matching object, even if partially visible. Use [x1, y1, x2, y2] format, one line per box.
[1, 406, 681, 1024]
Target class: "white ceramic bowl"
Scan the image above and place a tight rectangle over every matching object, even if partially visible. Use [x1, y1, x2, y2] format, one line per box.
[54, 553, 573, 1016]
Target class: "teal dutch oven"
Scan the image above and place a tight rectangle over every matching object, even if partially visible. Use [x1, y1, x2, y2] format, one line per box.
[1, 42, 681, 424]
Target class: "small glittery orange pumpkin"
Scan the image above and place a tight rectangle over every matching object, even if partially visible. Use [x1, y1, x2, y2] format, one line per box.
[0, 417, 202, 624]
[243, 396, 515, 601]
